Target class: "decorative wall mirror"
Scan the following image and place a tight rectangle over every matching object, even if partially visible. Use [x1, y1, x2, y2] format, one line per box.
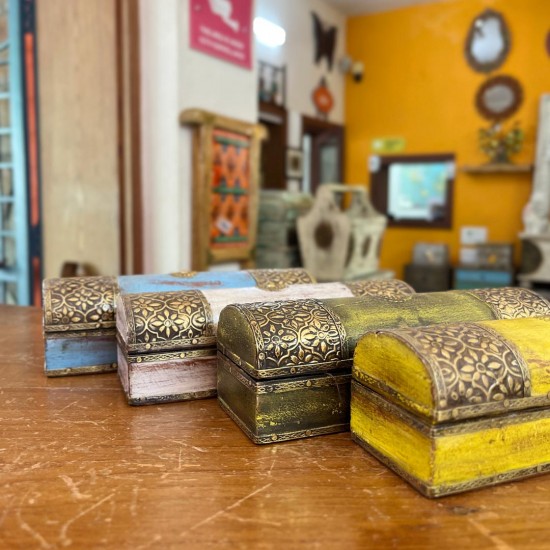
[475, 75, 523, 120]
[465, 9, 511, 73]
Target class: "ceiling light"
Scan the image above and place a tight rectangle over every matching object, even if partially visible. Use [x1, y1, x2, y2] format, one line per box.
[254, 17, 286, 48]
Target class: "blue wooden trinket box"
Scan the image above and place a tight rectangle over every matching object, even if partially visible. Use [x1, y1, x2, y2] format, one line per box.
[42, 269, 315, 376]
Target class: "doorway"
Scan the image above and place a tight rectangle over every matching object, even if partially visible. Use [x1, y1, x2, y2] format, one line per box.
[302, 115, 344, 195]
[258, 102, 287, 190]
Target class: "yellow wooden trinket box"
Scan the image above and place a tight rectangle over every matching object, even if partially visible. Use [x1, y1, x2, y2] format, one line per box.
[352, 316, 550, 497]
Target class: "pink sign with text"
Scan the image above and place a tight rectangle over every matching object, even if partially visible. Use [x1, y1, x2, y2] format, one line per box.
[190, 0, 253, 69]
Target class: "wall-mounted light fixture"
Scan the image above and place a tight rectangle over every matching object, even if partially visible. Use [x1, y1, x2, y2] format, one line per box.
[338, 55, 364, 83]
[254, 17, 286, 48]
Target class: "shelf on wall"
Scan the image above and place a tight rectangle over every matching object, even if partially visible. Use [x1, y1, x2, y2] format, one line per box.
[461, 163, 534, 174]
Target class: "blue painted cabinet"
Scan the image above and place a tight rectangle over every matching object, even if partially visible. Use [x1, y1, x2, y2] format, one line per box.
[454, 267, 515, 290]
[0, 0, 41, 305]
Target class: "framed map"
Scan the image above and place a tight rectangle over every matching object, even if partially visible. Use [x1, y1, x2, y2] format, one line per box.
[388, 162, 453, 222]
[370, 154, 455, 228]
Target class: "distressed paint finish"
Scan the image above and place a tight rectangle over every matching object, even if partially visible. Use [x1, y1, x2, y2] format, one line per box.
[10, 306, 550, 548]
[217, 353, 350, 444]
[217, 287, 550, 444]
[117, 345, 217, 405]
[44, 332, 117, 376]
[117, 270, 259, 294]
[351, 317, 550, 497]
[43, 268, 315, 376]
[116, 280, 393, 405]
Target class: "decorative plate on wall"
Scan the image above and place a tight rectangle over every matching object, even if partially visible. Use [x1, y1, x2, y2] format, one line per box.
[465, 9, 511, 73]
[475, 75, 523, 121]
[312, 77, 334, 119]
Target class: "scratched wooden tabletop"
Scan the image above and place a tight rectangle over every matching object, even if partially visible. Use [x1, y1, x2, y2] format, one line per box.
[1, 306, 550, 549]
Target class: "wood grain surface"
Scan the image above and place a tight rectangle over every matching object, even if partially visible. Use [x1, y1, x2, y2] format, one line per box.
[2, 306, 550, 549]
[38, 0, 120, 278]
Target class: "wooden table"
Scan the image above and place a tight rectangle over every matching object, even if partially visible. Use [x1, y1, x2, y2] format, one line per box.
[2, 306, 549, 549]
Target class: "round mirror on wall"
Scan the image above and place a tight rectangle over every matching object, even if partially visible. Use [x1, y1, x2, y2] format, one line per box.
[465, 9, 511, 73]
[475, 75, 523, 120]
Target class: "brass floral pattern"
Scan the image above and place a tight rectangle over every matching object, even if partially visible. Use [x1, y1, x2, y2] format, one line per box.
[395, 322, 529, 409]
[126, 291, 214, 349]
[467, 287, 550, 319]
[43, 276, 117, 331]
[236, 299, 346, 373]
[248, 268, 315, 291]
[169, 271, 198, 278]
[347, 280, 414, 301]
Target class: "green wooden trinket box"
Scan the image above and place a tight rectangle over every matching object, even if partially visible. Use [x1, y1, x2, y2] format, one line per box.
[217, 287, 550, 444]
[217, 280, 417, 444]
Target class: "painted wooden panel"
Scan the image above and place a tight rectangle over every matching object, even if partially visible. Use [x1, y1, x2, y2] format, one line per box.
[38, 0, 119, 278]
[217, 354, 351, 444]
[117, 270, 258, 294]
[124, 355, 217, 405]
[44, 333, 116, 376]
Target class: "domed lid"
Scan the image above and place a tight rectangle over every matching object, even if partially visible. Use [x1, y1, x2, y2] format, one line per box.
[43, 276, 118, 333]
[218, 298, 350, 379]
[354, 317, 550, 424]
[118, 290, 215, 354]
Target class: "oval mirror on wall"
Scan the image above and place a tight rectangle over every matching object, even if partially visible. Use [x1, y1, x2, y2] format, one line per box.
[475, 75, 523, 120]
[465, 9, 511, 73]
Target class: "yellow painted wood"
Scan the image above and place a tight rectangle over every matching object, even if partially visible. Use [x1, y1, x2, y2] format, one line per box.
[434, 416, 550, 486]
[482, 318, 550, 396]
[353, 384, 550, 493]
[353, 333, 433, 418]
[352, 316, 550, 495]
[351, 385, 432, 483]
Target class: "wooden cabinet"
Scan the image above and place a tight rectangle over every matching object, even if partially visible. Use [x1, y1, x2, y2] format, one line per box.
[404, 264, 451, 293]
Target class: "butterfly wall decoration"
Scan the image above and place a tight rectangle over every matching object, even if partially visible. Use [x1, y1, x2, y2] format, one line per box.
[311, 12, 337, 71]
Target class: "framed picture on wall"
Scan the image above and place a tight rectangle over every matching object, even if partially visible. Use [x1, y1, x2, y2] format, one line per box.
[180, 109, 267, 270]
[286, 147, 304, 179]
[370, 153, 456, 229]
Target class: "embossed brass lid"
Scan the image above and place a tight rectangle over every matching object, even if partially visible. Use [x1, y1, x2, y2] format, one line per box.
[246, 268, 316, 291]
[117, 290, 215, 354]
[217, 280, 416, 380]
[353, 318, 550, 424]
[43, 276, 118, 333]
[217, 299, 350, 380]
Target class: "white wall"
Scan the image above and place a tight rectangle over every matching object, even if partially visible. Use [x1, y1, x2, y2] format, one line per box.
[255, 0, 347, 126]
[140, 0, 181, 274]
[140, 0, 258, 273]
[140, 0, 345, 273]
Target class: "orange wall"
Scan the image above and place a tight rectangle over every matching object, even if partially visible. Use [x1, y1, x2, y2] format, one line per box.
[345, 0, 550, 278]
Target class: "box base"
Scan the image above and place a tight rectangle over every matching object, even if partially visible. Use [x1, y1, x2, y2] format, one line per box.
[218, 396, 348, 444]
[217, 352, 351, 444]
[352, 434, 550, 498]
[118, 346, 217, 406]
[44, 331, 117, 377]
[351, 381, 550, 498]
